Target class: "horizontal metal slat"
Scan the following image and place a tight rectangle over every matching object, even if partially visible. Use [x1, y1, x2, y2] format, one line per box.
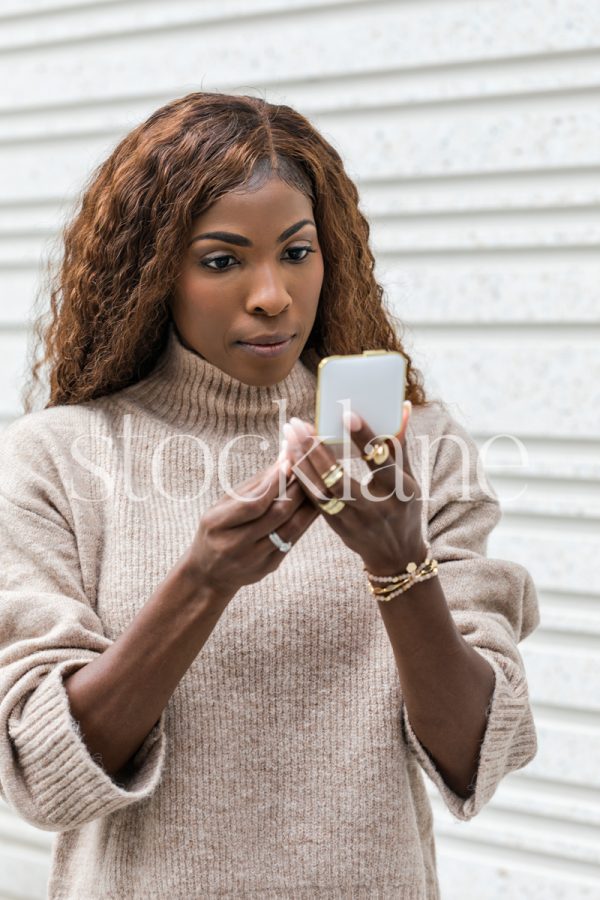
[524, 707, 600, 788]
[412, 322, 600, 341]
[479, 772, 600, 827]
[3, 52, 600, 143]
[378, 260, 600, 323]
[537, 590, 600, 638]
[433, 800, 600, 865]
[372, 212, 600, 252]
[522, 640, 600, 712]
[330, 105, 600, 181]
[0, 804, 52, 852]
[436, 839, 600, 899]
[474, 433, 600, 465]
[361, 167, 600, 215]
[479, 449, 600, 482]
[0, 0, 597, 68]
[0, 331, 29, 418]
[485, 471, 600, 518]
[470, 529, 599, 598]
[0, 844, 48, 900]
[0, 0, 115, 19]
[409, 342, 600, 437]
[0, 0, 361, 34]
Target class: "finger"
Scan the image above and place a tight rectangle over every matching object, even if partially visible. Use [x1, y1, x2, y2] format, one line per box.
[284, 418, 361, 512]
[342, 402, 414, 485]
[226, 460, 293, 526]
[239, 457, 282, 491]
[260, 493, 320, 556]
[251, 478, 308, 542]
[393, 401, 415, 478]
[234, 437, 290, 493]
[244, 459, 294, 502]
[221, 476, 304, 549]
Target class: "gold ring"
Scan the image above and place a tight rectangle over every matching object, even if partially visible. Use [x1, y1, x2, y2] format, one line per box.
[320, 462, 344, 488]
[362, 441, 390, 466]
[318, 497, 345, 515]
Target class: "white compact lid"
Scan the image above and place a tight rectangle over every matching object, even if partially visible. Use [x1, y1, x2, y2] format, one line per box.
[315, 350, 407, 448]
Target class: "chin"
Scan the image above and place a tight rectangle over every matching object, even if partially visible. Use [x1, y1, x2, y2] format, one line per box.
[236, 358, 294, 387]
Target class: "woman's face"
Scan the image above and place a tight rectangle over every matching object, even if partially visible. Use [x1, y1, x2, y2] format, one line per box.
[171, 175, 324, 386]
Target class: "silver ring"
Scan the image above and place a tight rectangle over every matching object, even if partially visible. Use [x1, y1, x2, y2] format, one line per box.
[268, 530, 292, 552]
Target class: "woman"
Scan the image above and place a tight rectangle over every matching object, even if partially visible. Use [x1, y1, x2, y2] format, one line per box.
[0, 92, 539, 899]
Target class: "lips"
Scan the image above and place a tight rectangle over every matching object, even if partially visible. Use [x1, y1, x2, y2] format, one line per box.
[237, 332, 295, 345]
[235, 336, 294, 358]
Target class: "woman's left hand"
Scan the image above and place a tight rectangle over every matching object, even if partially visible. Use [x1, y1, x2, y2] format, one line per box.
[282, 402, 428, 576]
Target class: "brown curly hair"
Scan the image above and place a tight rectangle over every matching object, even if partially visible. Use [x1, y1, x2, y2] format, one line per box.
[22, 90, 428, 414]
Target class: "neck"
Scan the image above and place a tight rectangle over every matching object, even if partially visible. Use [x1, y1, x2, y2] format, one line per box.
[123, 321, 318, 435]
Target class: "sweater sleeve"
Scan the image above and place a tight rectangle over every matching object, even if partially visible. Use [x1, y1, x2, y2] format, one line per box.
[0, 415, 167, 832]
[400, 402, 540, 823]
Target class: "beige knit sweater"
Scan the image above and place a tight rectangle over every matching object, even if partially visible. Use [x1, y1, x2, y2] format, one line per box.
[0, 322, 539, 899]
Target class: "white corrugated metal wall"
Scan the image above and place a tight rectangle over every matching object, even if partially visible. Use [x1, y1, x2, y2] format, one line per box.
[1, 1, 599, 897]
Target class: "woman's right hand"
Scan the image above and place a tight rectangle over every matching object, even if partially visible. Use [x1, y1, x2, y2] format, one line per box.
[183, 458, 319, 603]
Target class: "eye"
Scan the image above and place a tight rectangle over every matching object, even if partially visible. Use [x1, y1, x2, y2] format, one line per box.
[201, 254, 237, 271]
[199, 245, 317, 271]
[285, 246, 317, 263]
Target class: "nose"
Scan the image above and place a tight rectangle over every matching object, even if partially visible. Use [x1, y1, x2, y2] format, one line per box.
[245, 261, 291, 316]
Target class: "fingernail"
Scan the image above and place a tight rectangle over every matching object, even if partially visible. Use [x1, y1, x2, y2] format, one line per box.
[283, 422, 298, 443]
[277, 438, 288, 461]
[343, 410, 362, 431]
[290, 417, 309, 437]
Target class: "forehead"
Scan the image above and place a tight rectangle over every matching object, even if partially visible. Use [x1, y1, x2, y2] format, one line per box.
[195, 176, 313, 225]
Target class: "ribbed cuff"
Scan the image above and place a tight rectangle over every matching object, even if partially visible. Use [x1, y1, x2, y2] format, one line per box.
[401, 648, 536, 822]
[8, 658, 167, 832]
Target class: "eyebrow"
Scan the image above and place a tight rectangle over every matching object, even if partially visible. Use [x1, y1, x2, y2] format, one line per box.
[188, 218, 316, 248]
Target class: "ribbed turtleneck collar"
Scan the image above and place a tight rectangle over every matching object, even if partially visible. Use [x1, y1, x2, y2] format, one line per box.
[122, 321, 318, 434]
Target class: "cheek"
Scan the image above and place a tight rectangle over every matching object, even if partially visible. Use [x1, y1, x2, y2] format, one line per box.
[173, 266, 197, 303]
[313, 256, 325, 289]
[177, 267, 226, 306]
[309, 265, 324, 305]
[296, 257, 324, 298]
[179, 264, 209, 293]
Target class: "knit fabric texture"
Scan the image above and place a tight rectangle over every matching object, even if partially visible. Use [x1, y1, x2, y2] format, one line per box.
[0, 322, 540, 899]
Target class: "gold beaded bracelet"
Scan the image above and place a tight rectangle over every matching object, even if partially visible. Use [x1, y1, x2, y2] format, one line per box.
[363, 544, 439, 602]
